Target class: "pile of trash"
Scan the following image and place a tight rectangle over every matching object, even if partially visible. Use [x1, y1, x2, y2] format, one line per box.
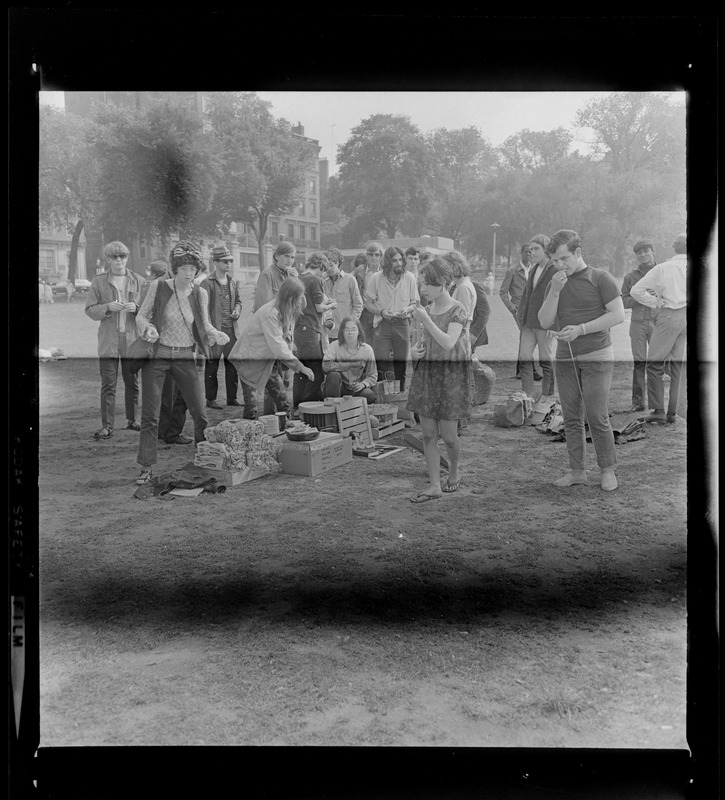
[194, 419, 282, 474]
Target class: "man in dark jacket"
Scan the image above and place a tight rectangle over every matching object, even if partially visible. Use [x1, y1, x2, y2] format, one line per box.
[620, 238, 657, 412]
[201, 245, 256, 418]
[517, 234, 557, 399]
[500, 244, 541, 380]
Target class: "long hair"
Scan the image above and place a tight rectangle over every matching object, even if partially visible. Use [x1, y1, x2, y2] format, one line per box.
[275, 277, 306, 334]
[382, 245, 405, 276]
[336, 316, 365, 346]
[441, 250, 470, 279]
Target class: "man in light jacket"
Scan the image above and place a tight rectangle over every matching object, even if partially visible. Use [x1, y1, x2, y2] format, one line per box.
[84, 241, 145, 439]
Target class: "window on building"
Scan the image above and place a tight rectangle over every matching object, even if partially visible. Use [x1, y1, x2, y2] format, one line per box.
[297, 200, 305, 216]
[271, 221, 279, 239]
[310, 226, 317, 243]
[310, 200, 317, 217]
[287, 223, 295, 239]
[309, 178, 317, 194]
[299, 224, 306, 241]
[40, 249, 55, 272]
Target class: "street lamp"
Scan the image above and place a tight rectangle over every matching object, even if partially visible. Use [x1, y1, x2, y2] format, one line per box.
[490, 223, 500, 275]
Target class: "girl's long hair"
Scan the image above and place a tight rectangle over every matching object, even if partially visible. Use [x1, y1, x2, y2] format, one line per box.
[275, 277, 306, 334]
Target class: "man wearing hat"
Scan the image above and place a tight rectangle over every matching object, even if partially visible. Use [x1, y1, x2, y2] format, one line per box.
[621, 237, 658, 412]
[630, 233, 688, 424]
[200, 245, 255, 416]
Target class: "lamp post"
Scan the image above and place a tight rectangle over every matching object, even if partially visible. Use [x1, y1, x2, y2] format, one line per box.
[490, 223, 500, 276]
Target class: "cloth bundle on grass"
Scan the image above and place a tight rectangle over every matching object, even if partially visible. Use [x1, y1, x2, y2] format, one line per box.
[492, 392, 534, 428]
[195, 419, 282, 474]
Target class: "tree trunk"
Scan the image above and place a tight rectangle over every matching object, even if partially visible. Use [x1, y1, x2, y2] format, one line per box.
[83, 222, 105, 277]
[67, 219, 84, 283]
[613, 238, 626, 277]
[386, 220, 397, 239]
[253, 211, 268, 271]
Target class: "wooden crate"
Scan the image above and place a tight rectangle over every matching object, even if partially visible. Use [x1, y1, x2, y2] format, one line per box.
[334, 397, 373, 446]
[372, 420, 405, 440]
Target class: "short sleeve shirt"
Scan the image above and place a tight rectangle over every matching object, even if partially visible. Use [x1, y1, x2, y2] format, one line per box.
[545, 266, 620, 359]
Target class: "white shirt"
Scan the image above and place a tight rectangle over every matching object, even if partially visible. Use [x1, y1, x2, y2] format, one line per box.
[630, 253, 687, 310]
[452, 276, 476, 322]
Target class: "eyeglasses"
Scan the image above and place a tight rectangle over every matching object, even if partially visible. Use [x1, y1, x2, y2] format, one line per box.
[110, 254, 128, 260]
[367, 252, 382, 257]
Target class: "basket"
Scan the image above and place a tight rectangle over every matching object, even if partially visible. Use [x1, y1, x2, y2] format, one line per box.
[367, 404, 398, 425]
[286, 429, 321, 442]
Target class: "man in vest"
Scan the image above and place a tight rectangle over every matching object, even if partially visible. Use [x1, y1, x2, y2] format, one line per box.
[201, 245, 256, 418]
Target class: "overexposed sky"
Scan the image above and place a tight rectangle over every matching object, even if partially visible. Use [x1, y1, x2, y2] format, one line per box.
[40, 90, 684, 174]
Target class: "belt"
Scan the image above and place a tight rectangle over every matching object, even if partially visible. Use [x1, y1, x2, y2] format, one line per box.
[158, 344, 194, 352]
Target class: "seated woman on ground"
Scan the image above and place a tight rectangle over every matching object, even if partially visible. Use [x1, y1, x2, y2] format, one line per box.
[321, 316, 377, 404]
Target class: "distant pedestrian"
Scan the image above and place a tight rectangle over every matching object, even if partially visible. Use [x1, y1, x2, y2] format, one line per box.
[630, 233, 687, 424]
[500, 244, 540, 380]
[39, 278, 46, 303]
[44, 281, 54, 304]
[65, 278, 75, 302]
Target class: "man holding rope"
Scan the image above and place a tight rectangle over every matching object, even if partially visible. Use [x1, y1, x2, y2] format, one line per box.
[538, 230, 625, 492]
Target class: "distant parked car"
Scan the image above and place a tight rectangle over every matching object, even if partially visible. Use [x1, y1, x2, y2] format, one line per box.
[74, 279, 91, 294]
[50, 282, 67, 296]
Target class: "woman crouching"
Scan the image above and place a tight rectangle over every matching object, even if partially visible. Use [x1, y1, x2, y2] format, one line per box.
[406, 258, 471, 503]
[229, 277, 315, 408]
[321, 316, 377, 403]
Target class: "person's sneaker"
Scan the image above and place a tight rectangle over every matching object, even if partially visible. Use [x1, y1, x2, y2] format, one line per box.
[206, 399, 224, 410]
[135, 468, 153, 485]
[126, 420, 141, 431]
[164, 434, 193, 445]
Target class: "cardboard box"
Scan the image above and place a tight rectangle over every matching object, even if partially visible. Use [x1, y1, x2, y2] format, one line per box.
[200, 466, 268, 486]
[278, 431, 353, 477]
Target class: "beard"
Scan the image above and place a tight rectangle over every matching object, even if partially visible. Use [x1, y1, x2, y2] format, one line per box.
[385, 263, 405, 279]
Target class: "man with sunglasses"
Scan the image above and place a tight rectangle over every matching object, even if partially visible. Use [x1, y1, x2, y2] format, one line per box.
[85, 241, 145, 439]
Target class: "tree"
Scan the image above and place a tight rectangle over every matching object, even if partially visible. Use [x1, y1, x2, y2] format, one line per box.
[333, 114, 434, 240]
[575, 92, 686, 274]
[425, 127, 497, 245]
[88, 99, 218, 252]
[39, 106, 101, 282]
[499, 128, 573, 172]
[205, 92, 312, 268]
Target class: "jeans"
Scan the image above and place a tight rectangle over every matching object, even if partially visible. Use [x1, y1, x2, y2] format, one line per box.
[646, 307, 686, 415]
[98, 333, 139, 428]
[629, 317, 655, 407]
[292, 327, 324, 408]
[373, 317, 410, 392]
[518, 326, 555, 396]
[204, 329, 240, 403]
[322, 371, 376, 404]
[555, 353, 617, 471]
[137, 345, 208, 468]
[158, 373, 187, 441]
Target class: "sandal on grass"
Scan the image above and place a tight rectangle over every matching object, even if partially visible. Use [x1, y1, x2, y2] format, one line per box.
[126, 420, 141, 431]
[93, 426, 113, 440]
[410, 492, 441, 504]
[442, 478, 460, 493]
[135, 468, 153, 485]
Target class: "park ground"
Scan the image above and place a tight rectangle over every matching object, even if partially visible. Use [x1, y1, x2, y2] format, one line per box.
[36, 285, 688, 748]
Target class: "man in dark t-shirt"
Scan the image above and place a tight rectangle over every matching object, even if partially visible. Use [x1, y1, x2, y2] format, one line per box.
[539, 230, 625, 493]
[292, 252, 336, 412]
